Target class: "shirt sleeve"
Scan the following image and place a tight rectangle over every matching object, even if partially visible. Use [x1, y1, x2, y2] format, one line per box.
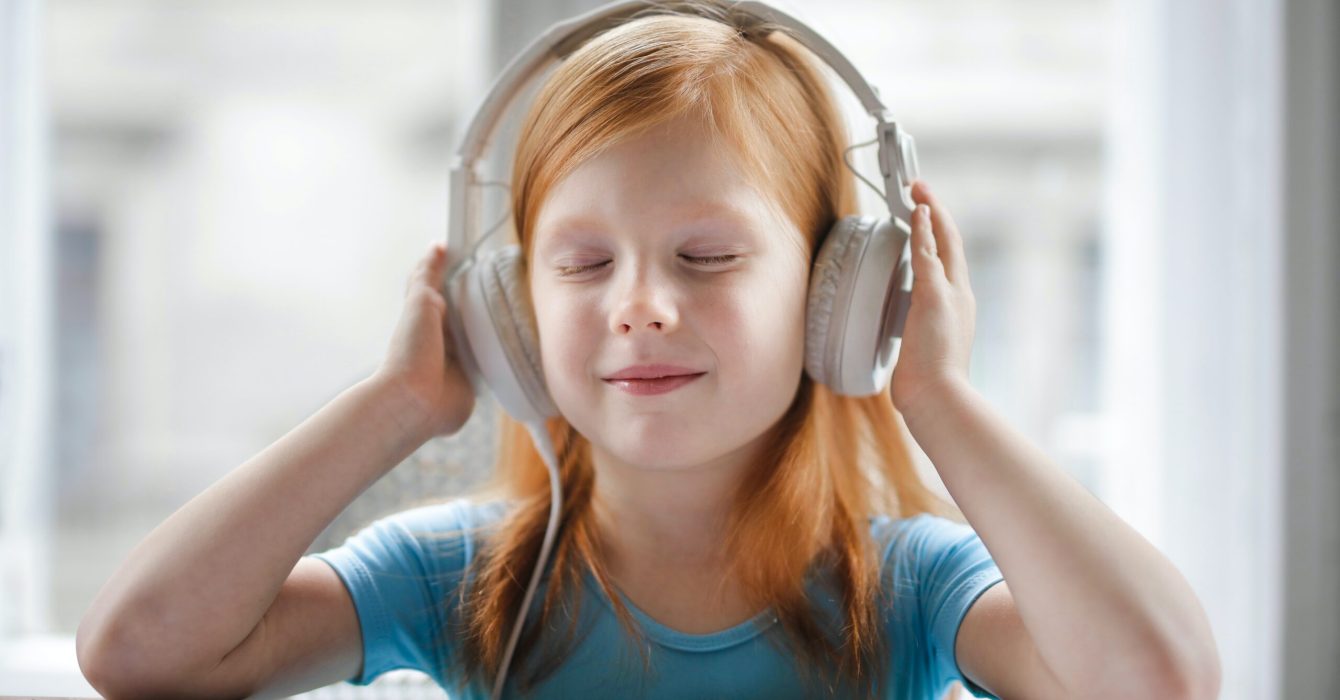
[308, 498, 490, 686]
[901, 513, 1006, 700]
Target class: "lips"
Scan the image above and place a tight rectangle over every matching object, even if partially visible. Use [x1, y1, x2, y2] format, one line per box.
[603, 364, 704, 380]
[602, 364, 706, 397]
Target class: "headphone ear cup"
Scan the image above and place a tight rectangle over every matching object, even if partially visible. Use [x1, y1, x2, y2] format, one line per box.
[447, 244, 557, 424]
[805, 215, 912, 395]
[806, 216, 865, 389]
[485, 246, 556, 415]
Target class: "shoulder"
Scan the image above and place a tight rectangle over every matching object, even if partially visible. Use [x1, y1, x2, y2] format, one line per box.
[314, 497, 515, 588]
[868, 512, 1001, 606]
[868, 512, 1005, 697]
[866, 513, 1003, 637]
[305, 498, 516, 687]
[385, 496, 514, 539]
[869, 512, 981, 567]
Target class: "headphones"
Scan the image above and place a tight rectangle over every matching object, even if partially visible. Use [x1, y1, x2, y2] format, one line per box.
[439, 2, 920, 696]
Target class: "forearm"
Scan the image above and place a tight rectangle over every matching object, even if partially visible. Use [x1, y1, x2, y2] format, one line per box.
[78, 373, 433, 678]
[900, 377, 1219, 696]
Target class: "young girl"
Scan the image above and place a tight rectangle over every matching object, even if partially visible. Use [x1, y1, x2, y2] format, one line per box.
[76, 3, 1221, 699]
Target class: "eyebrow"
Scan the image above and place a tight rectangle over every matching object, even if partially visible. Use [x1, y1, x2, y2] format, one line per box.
[537, 201, 762, 250]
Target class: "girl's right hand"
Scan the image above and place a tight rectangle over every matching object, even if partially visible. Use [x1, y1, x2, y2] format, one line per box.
[374, 242, 476, 438]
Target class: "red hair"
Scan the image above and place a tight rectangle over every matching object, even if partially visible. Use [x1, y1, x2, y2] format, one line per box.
[442, 2, 958, 696]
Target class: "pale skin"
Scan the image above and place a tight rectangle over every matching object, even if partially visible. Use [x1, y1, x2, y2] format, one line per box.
[523, 117, 1223, 697]
[75, 117, 1220, 699]
[892, 186, 1223, 699]
[527, 116, 811, 632]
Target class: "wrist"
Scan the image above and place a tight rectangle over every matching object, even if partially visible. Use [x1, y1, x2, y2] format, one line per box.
[894, 373, 975, 429]
[362, 371, 441, 445]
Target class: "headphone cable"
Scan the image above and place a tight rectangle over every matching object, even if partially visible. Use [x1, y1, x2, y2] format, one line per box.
[491, 421, 564, 700]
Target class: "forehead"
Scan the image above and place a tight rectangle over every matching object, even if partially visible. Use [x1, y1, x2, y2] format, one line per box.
[537, 197, 765, 243]
[525, 114, 804, 256]
[538, 116, 766, 209]
[531, 152, 787, 248]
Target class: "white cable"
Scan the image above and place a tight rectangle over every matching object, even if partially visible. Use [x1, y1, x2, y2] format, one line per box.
[490, 421, 564, 700]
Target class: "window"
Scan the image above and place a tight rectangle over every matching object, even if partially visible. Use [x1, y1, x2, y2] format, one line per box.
[4, 0, 1308, 698]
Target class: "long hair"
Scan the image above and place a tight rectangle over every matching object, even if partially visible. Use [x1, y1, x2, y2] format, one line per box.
[445, 2, 959, 696]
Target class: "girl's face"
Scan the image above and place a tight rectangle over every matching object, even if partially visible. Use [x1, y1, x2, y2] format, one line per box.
[529, 116, 811, 472]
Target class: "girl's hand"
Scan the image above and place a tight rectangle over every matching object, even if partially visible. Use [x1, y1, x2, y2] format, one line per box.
[889, 180, 977, 419]
[373, 242, 476, 438]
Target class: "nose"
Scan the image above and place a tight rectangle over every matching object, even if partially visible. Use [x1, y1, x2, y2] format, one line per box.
[609, 267, 680, 335]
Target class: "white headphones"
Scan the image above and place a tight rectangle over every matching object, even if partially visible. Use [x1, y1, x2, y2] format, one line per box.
[439, 2, 921, 696]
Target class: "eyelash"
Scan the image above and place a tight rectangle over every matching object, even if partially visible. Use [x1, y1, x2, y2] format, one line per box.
[556, 254, 739, 277]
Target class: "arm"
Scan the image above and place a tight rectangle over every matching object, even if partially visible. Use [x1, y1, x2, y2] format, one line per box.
[890, 181, 1220, 699]
[902, 377, 1220, 699]
[77, 376, 429, 691]
[77, 243, 474, 696]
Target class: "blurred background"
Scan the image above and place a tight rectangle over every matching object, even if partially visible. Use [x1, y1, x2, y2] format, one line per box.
[1, 0, 1335, 698]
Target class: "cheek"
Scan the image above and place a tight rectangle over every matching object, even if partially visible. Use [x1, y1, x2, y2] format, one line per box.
[713, 273, 808, 376]
[532, 290, 599, 393]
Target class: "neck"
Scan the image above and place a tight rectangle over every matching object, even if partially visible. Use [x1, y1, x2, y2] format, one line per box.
[589, 432, 772, 577]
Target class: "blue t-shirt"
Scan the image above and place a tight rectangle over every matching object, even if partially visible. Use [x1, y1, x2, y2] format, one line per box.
[310, 498, 1004, 699]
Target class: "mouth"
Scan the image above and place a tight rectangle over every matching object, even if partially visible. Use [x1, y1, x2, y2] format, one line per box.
[602, 372, 706, 396]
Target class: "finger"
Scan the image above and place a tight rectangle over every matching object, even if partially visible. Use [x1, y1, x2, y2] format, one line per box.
[426, 244, 449, 287]
[425, 242, 448, 273]
[911, 203, 945, 282]
[406, 243, 448, 295]
[909, 180, 968, 285]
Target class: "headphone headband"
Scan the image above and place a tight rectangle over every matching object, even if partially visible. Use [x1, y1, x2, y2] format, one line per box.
[450, 12, 925, 693]
[446, 0, 920, 261]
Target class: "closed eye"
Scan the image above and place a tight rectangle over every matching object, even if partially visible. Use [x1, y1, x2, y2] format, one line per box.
[684, 253, 739, 266]
[555, 261, 608, 276]
[554, 254, 740, 277]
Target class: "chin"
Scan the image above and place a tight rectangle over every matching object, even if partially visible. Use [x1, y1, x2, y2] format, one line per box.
[582, 417, 725, 471]
[607, 445, 711, 471]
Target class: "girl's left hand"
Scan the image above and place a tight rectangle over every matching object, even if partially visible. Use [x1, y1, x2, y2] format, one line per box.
[889, 179, 977, 418]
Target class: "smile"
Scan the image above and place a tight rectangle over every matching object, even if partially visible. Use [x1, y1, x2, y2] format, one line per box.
[602, 372, 706, 396]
